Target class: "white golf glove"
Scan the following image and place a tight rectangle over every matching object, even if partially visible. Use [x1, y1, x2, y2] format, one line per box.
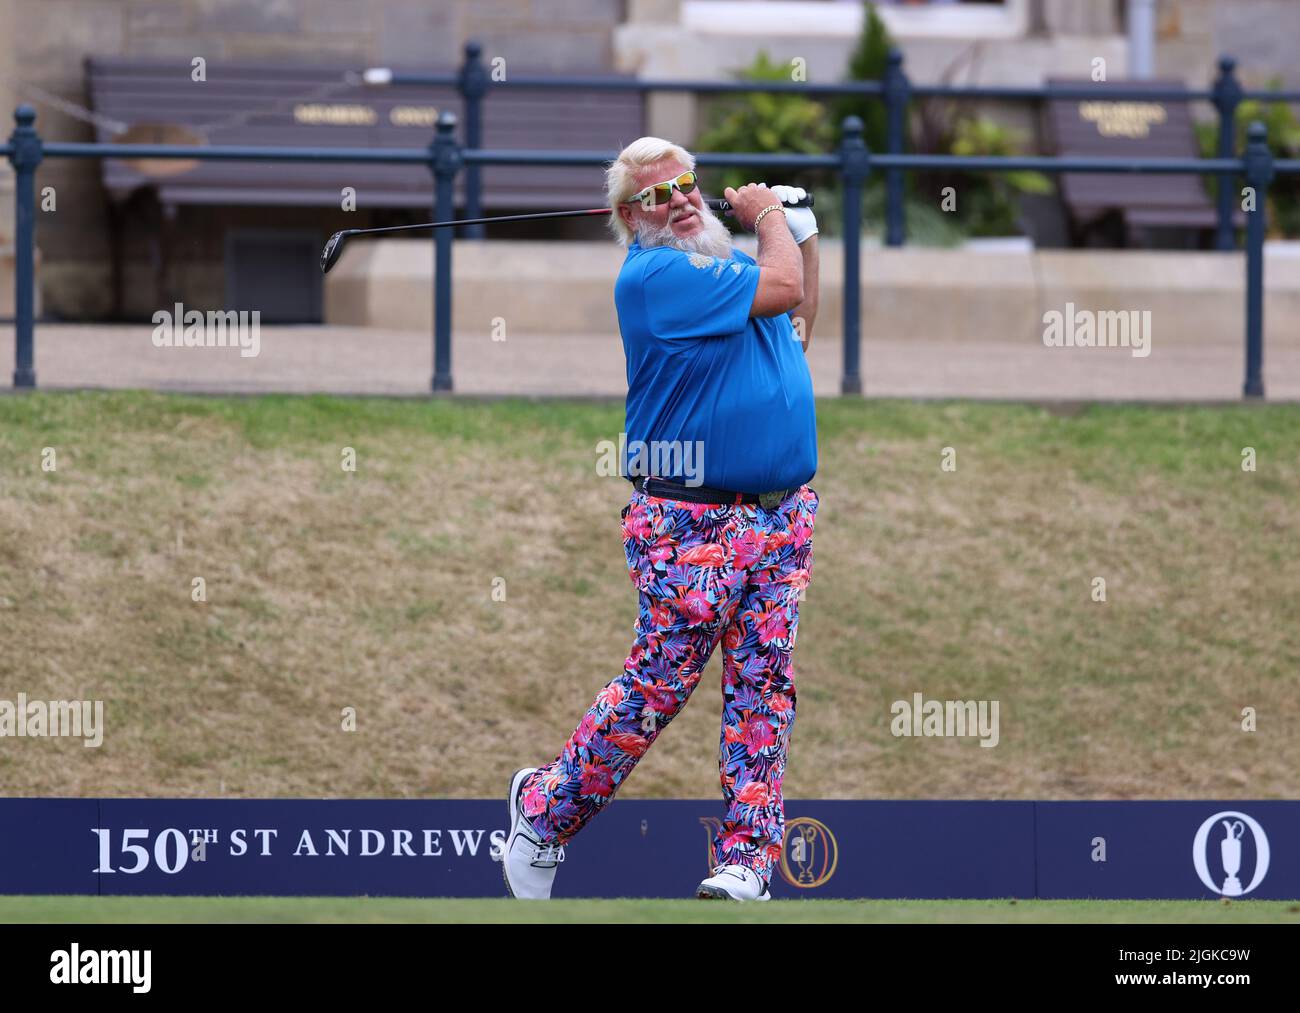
[763, 183, 818, 245]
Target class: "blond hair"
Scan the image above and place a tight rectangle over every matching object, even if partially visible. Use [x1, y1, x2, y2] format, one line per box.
[604, 136, 696, 245]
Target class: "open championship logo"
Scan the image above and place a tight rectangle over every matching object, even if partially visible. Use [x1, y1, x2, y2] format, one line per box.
[1191, 811, 1270, 897]
[698, 815, 838, 890]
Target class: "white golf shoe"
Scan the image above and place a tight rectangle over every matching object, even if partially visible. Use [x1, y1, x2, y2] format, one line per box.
[696, 864, 771, 901]
[501, 767, 565, 899]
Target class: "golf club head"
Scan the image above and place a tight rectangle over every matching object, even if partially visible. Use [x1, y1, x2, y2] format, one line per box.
[320, 230, 352, 275]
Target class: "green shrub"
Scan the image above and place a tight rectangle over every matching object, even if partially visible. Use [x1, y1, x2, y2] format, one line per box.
[693, 6, 1046, 241]
[813, 185, 965, 245]
[944, 118, 1052, 237]
[1195, 80, 1300, 238]
[694, 50, 835, 199]
[831, 1, 893, 151]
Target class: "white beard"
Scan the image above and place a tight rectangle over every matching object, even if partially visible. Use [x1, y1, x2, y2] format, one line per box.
[635, 207, 734, 260]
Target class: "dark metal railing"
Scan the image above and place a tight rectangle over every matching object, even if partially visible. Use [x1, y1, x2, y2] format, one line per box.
[4, 96, 1296, 398]
[399, 43, 1300, 249]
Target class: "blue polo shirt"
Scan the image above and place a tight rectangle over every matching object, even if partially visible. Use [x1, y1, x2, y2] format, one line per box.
[615, 240, 817, 493]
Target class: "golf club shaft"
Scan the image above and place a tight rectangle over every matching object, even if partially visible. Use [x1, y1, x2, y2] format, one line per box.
[338, 195, 813, 240]
[346, 208, 610, 238]
[320, 193, 815, 273]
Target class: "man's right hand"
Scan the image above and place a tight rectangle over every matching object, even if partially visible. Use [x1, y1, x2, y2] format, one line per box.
[724, 183, 785, 232]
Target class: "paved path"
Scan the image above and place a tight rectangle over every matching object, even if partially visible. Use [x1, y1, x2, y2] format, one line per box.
[2, 323, 1298, 400]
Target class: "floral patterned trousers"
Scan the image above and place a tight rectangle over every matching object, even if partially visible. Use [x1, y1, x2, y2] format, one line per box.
[519, 483, 819, 885]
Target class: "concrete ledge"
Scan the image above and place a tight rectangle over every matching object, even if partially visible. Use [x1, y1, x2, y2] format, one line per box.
[8, 323, 1300, 400]
[324, 239, 1300, 352]
[325, 239, 627, 336]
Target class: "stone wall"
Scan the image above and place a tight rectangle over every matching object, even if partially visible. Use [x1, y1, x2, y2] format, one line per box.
[322, 238, 1300, 357]
[1212, 0, 1300, 88]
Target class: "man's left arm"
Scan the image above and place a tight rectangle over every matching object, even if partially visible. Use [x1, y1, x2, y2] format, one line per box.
[790, 235, 819, 353]
[767, 185, 819, 353]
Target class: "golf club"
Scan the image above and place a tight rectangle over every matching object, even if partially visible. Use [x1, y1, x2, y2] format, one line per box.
[320, 193, 814, 274]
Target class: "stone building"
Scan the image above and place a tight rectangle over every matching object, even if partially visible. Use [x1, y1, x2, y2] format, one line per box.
[0, 0, 1295, 322]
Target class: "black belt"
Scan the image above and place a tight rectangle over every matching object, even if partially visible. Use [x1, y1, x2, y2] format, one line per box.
[631, 475, 793, 509]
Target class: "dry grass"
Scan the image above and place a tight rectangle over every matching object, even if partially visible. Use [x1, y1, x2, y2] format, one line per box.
[0, 392, 1297, 800]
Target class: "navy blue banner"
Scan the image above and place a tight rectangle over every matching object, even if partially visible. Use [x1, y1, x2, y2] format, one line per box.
[0, 798, 1296, 899]
[1036, 801, 1298, 900]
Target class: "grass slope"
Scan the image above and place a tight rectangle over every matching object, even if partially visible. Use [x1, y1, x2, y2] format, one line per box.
[0, 392, 1297, 799]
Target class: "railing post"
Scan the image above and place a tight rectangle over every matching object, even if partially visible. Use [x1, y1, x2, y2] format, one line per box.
[883, 48, 909, 248]
[8, 104, 41, 388]
[457, 40, 489, 240]
[430, 111, 461, 393]
[1212, 55, 1242, 251]
[1242, 120, 1273, 399]
[840, 115, 870, 395]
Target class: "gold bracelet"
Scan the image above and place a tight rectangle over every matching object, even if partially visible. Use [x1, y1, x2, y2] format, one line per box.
[753, 204, 786, 229]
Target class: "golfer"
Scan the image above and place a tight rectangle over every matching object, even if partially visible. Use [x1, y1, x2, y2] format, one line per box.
[503, 137, 819, 901]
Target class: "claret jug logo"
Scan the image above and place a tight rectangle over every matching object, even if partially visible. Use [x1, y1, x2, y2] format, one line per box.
[1191, 811, 1270, 897]
[698, 815, 838, 890]
[778, 817, 837, 889]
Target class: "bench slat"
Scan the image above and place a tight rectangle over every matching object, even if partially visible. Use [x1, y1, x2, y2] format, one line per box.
[87, 57, 642, 209]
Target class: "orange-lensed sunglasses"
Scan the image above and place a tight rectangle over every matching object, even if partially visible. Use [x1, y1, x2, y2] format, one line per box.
[623, 171, 698, 211]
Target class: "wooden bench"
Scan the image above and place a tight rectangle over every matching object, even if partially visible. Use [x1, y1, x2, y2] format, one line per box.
[84, 58, 644, 319]
[1044, 78, 1240, 246]
[86, 57, 643, 209]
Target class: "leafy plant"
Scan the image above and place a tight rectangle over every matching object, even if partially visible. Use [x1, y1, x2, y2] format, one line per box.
[813, 184, 965, 246]
[862, 187, 966, 246]
[693, 8, 1046, 241]
[831, 1, 893, 151]
[944, 118, 1052, 236]
[827, 4, 1043, 239]
[1195, 79, 1300, 238]
[908, 83, 1051, 239]
[695, 50, 835, 200]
